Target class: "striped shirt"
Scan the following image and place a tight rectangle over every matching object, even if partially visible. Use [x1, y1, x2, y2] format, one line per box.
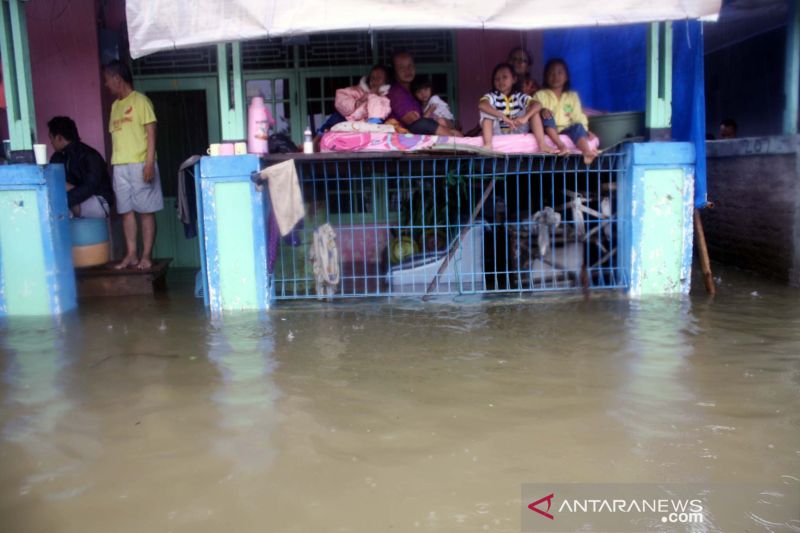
[480, 90, 532, 118]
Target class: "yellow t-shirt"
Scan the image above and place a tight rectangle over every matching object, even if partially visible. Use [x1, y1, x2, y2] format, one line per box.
[108, 91, 157, 165]
[532, 89, 588, 131]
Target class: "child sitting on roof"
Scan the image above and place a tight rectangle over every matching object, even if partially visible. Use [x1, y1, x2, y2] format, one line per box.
[334, 65, 392, 123]
[479, 63, 546, 151]
[412, 79, 456, 130]
[533, 58, 599, 165]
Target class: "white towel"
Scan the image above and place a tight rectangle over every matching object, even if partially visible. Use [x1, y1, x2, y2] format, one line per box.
[260, 160, 305, 237]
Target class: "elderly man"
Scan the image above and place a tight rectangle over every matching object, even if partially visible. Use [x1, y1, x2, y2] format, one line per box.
[104, 60, 162, 270]
[48, 116, 113, 218]
[387, 51, 462, 137]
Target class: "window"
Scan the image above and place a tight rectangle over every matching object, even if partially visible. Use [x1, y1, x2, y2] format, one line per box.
[245, 77, 294, 138]
[133, 31, 458, 145]
[243, 30, 457, 144]
[132, 46, 217, 76]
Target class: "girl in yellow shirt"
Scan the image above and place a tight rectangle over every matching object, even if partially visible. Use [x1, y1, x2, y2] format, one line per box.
[533, 59, 599, 165]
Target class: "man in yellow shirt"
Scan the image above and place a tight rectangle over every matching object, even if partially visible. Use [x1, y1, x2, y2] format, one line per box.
[104, 60, 161, 270]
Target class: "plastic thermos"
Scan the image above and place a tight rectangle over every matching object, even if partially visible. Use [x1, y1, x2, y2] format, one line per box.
[247, 97, 273, 154]
[303, 128, 313, 154]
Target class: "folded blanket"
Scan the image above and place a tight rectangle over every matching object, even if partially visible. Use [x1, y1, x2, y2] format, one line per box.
[330, 121, 396, 134]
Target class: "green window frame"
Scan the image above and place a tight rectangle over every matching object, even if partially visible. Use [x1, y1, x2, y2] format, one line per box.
[134, 30, 459, 146]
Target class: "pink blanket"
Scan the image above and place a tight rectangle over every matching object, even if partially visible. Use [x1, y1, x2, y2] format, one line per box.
[320, 132, 600, 154]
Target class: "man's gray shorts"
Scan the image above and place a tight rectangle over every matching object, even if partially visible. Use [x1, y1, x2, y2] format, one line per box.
[112, 162, 164, 214]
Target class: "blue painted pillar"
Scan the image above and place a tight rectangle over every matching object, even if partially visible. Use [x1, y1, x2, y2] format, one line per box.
[196, 155, 270, 313]
[622, 143, 695, 296]
[0, 164, 76, 316]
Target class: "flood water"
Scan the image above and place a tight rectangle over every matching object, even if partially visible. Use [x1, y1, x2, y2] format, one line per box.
[1, 267, 799, 533]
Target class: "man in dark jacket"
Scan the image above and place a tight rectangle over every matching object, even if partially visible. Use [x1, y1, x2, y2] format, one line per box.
[47, 116, 114, 218]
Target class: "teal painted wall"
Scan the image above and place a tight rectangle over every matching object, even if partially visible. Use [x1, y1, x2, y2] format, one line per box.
[0, 189, 49, 314]
[197, 155, 268, 313]
[152, 196, 201, 268]
[0, 164, 76, 316]
[215, 182, 259, 310]
[626, 143, 695, 297]
[633, 168, 691, 294]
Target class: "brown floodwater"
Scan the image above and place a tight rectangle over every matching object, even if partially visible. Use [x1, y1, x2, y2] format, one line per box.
[1, 267, 799, 533]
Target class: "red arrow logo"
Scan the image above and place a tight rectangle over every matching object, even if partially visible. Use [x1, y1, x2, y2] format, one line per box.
[528, 493, 555, 520]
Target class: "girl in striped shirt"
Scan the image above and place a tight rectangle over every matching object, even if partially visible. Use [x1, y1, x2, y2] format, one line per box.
[479, 63, 545, 150]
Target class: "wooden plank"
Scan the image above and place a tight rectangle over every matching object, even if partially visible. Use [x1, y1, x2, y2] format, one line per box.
[76, 259, 172, 297]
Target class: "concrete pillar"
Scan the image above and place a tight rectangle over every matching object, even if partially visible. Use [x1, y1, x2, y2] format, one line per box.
[623, 143, 695, 296]
[645, 22, 673, 141]
[0, 0, 35, 150]
[0, 164, 76, 316]
[784, 0, 799, 135]
[217, 42, 246, 142]
[197, 154, 270, 313]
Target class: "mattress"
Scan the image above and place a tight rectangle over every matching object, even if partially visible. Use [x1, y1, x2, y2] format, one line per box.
[320, 132, 600, 154]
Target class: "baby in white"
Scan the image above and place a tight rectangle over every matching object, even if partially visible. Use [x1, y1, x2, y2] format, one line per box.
[412, 79, 456, 130]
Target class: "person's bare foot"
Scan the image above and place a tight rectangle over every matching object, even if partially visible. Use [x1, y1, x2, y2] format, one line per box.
[114, 255, 138, 270]
[583, 150, 598, 165]
[539, 143, 559, 154]
[556, 144, 571, 156]
[137, 257, 153, 270]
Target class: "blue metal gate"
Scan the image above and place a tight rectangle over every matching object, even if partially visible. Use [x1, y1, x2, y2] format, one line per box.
[266, 151, 629, 300]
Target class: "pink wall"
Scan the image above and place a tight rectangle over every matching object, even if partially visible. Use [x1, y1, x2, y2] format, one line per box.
[26, 0, 105, 158]
[96, 0, 127, 159]
[456, 29, 542, 131]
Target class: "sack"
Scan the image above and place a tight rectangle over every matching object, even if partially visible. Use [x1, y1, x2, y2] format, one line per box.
[268, 133, 299, 154]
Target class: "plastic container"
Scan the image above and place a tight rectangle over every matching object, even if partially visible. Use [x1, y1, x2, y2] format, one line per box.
[588, 111, 645, 149]
[303, 128, 314, 154]
[70, 218, 110, 267]
[388, 225, 485, 294]
[247, 97, 274, 154]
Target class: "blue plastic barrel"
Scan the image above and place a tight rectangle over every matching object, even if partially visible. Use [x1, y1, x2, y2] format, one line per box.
[70, 218, 110, 267]
[70, 218, 109, 246]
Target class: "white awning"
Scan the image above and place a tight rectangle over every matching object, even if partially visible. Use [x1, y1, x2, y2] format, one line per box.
[126, 0, 722, 59]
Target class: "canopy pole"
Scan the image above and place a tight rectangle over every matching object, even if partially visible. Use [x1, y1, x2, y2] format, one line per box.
[784, 0, 799, 135]
[217, 42, 246, 141]
[0, 0, 36, 150]
[645, 21, 672, 141]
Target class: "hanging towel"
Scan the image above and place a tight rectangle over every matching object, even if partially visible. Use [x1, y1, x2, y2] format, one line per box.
[530, 207, 561, 257]
[308, 223, 340, 299]
[258, 159, 305, 237]
[177, 155, 202, 238]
